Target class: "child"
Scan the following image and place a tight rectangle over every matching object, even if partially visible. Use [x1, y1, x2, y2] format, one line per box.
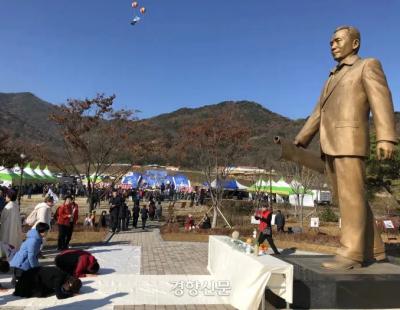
[184, 214, 194, 231]
[90, 211, 96, 227]
[10, 222, 50, 285]
[84, 213, 92, 227]
[99, 211, 107, 228]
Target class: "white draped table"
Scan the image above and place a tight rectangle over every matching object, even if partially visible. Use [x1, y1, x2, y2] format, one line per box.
[208, 235, 293, 310]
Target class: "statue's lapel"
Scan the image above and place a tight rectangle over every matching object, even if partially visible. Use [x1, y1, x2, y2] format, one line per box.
[321, 56, 361, 107]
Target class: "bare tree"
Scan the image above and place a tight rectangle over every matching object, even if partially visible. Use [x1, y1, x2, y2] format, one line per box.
[281, 162, 322, 228]
[50, 94, 138, 211]
[179, 114, 250, 228]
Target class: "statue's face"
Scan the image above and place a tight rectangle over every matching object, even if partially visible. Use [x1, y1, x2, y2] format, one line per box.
[330, 29, 358, 62]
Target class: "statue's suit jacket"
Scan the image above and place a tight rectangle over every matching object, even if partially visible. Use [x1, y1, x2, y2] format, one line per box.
[295, 54, 397, 156]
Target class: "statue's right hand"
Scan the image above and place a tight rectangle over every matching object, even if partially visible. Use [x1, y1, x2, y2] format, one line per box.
[293, 139, 301, 146]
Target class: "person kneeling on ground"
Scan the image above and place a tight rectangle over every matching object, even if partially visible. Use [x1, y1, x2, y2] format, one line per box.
[184, 214, 194, 231]
[13, 266, 81, 299]
[0, 260, 10, 290]
[10, 222, 50, 285]
[55, 249, 99, 278]
[199, 213, 211, 229]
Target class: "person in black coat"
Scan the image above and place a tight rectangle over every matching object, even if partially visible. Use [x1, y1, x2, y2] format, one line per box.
[132, 202, 140, 229]
[275, 210, 286, 232]
[13, 266, 81, 299]
[200, 213, 211, 229]
[148, 199, 156, 221]
[141, 206, 149, 230]
[118, 200, 128, 231]
[109, 190, 123, 233]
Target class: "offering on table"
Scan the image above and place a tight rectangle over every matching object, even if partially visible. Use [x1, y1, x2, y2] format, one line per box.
[259, 243, 268, 255]
[232, 231, 240, 240]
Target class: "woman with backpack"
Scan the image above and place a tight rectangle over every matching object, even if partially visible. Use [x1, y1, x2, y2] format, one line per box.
[25, 196, 55, 258]
[26, 196, 54, 228]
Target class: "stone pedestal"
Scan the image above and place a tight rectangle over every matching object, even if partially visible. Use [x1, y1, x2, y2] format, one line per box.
[266, 255, 400, 309]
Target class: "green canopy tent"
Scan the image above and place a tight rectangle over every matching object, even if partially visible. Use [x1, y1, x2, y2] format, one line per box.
[12, 165, 36, 184]
[0, 167, 20, 186]
[84, 173, 103, 185]
[24, 163, 45, 183]
[271, 179, 313, 196]
[33, 165, 52, 183]
[42, 166, 57, 183]
[271, 178, 294, 195]
[249, 179, 278, 193]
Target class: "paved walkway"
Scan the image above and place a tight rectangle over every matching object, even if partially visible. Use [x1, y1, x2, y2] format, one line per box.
[109, 220, 236, 310]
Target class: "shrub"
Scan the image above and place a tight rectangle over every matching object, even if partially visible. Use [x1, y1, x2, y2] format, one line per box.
[320, 207, 339, 222]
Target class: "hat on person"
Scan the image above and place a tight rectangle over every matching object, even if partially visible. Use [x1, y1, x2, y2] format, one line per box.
[45, 196, 54, 203]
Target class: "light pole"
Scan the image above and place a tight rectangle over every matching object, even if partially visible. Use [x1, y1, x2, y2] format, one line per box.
[269, 166, 273, 208]
[17, 153, 26, 206]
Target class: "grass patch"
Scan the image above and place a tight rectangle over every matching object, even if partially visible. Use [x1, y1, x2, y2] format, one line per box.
[22, 224, 109, 247]
[45, 230, 108, 247]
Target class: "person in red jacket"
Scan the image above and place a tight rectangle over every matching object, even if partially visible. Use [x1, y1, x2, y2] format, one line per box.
[57, 196, 73, 251]
[55, 249, 99, 278]
[255, 205, 280, 255]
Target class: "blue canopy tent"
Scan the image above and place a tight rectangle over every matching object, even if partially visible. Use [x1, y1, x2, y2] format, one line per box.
[121, 172, 142, 188]
[173, 174, 191, 189]
[164, 175, 175, 186]
[205, 179, 248, 191]
[141, 170, 168, 188]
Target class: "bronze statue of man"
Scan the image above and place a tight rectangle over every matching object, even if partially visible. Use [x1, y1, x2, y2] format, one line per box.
[294, 26, 397, 270]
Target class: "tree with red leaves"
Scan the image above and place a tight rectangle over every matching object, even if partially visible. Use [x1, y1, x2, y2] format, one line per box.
[50, 94, 138, 212]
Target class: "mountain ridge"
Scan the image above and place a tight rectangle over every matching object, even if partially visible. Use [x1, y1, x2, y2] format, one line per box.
[1, 92, 398, 167]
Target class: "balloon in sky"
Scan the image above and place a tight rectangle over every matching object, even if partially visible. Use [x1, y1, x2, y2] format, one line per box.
[130, 16, 141, 25]
[130, 1, 146, 26]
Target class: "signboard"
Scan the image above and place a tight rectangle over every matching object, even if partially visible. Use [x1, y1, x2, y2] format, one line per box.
[319, 191, 331, 202]
[251, 216, 260, 225]
[310, 217, 320, 228]
[383, 220, 395, 229]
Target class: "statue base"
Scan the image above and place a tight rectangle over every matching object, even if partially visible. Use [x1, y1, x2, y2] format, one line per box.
[266, 255, 400, 309]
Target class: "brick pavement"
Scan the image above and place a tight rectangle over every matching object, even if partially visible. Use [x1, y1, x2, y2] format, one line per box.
[110, 221, 236, 310]
[110, 221, 209, 275]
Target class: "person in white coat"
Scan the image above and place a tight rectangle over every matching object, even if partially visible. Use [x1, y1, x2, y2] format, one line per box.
[0, 190, 23, 258]
[32, 196, 54, 257]
[32, 196, 54, 228]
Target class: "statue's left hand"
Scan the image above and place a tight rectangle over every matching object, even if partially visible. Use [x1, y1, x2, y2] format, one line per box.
[377, 141, 396, 160]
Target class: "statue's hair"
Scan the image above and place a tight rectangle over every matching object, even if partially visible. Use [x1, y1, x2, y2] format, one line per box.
[334, 26, 361, 52]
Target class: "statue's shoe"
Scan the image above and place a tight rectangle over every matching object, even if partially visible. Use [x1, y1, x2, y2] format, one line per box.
[321, 256, 362, 270]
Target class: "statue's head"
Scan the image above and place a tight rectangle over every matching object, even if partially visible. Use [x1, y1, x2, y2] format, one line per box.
[330, 26, 361, 62]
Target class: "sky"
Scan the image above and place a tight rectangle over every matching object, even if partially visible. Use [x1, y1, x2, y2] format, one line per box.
[1, 0, 399, 119]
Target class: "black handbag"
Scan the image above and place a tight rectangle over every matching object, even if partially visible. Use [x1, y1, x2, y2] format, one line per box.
[262, 227, 272, 236]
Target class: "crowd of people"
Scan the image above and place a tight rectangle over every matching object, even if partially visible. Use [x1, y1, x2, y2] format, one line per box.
[107, 189, 163, 232]
[0, 188, 101, 299]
